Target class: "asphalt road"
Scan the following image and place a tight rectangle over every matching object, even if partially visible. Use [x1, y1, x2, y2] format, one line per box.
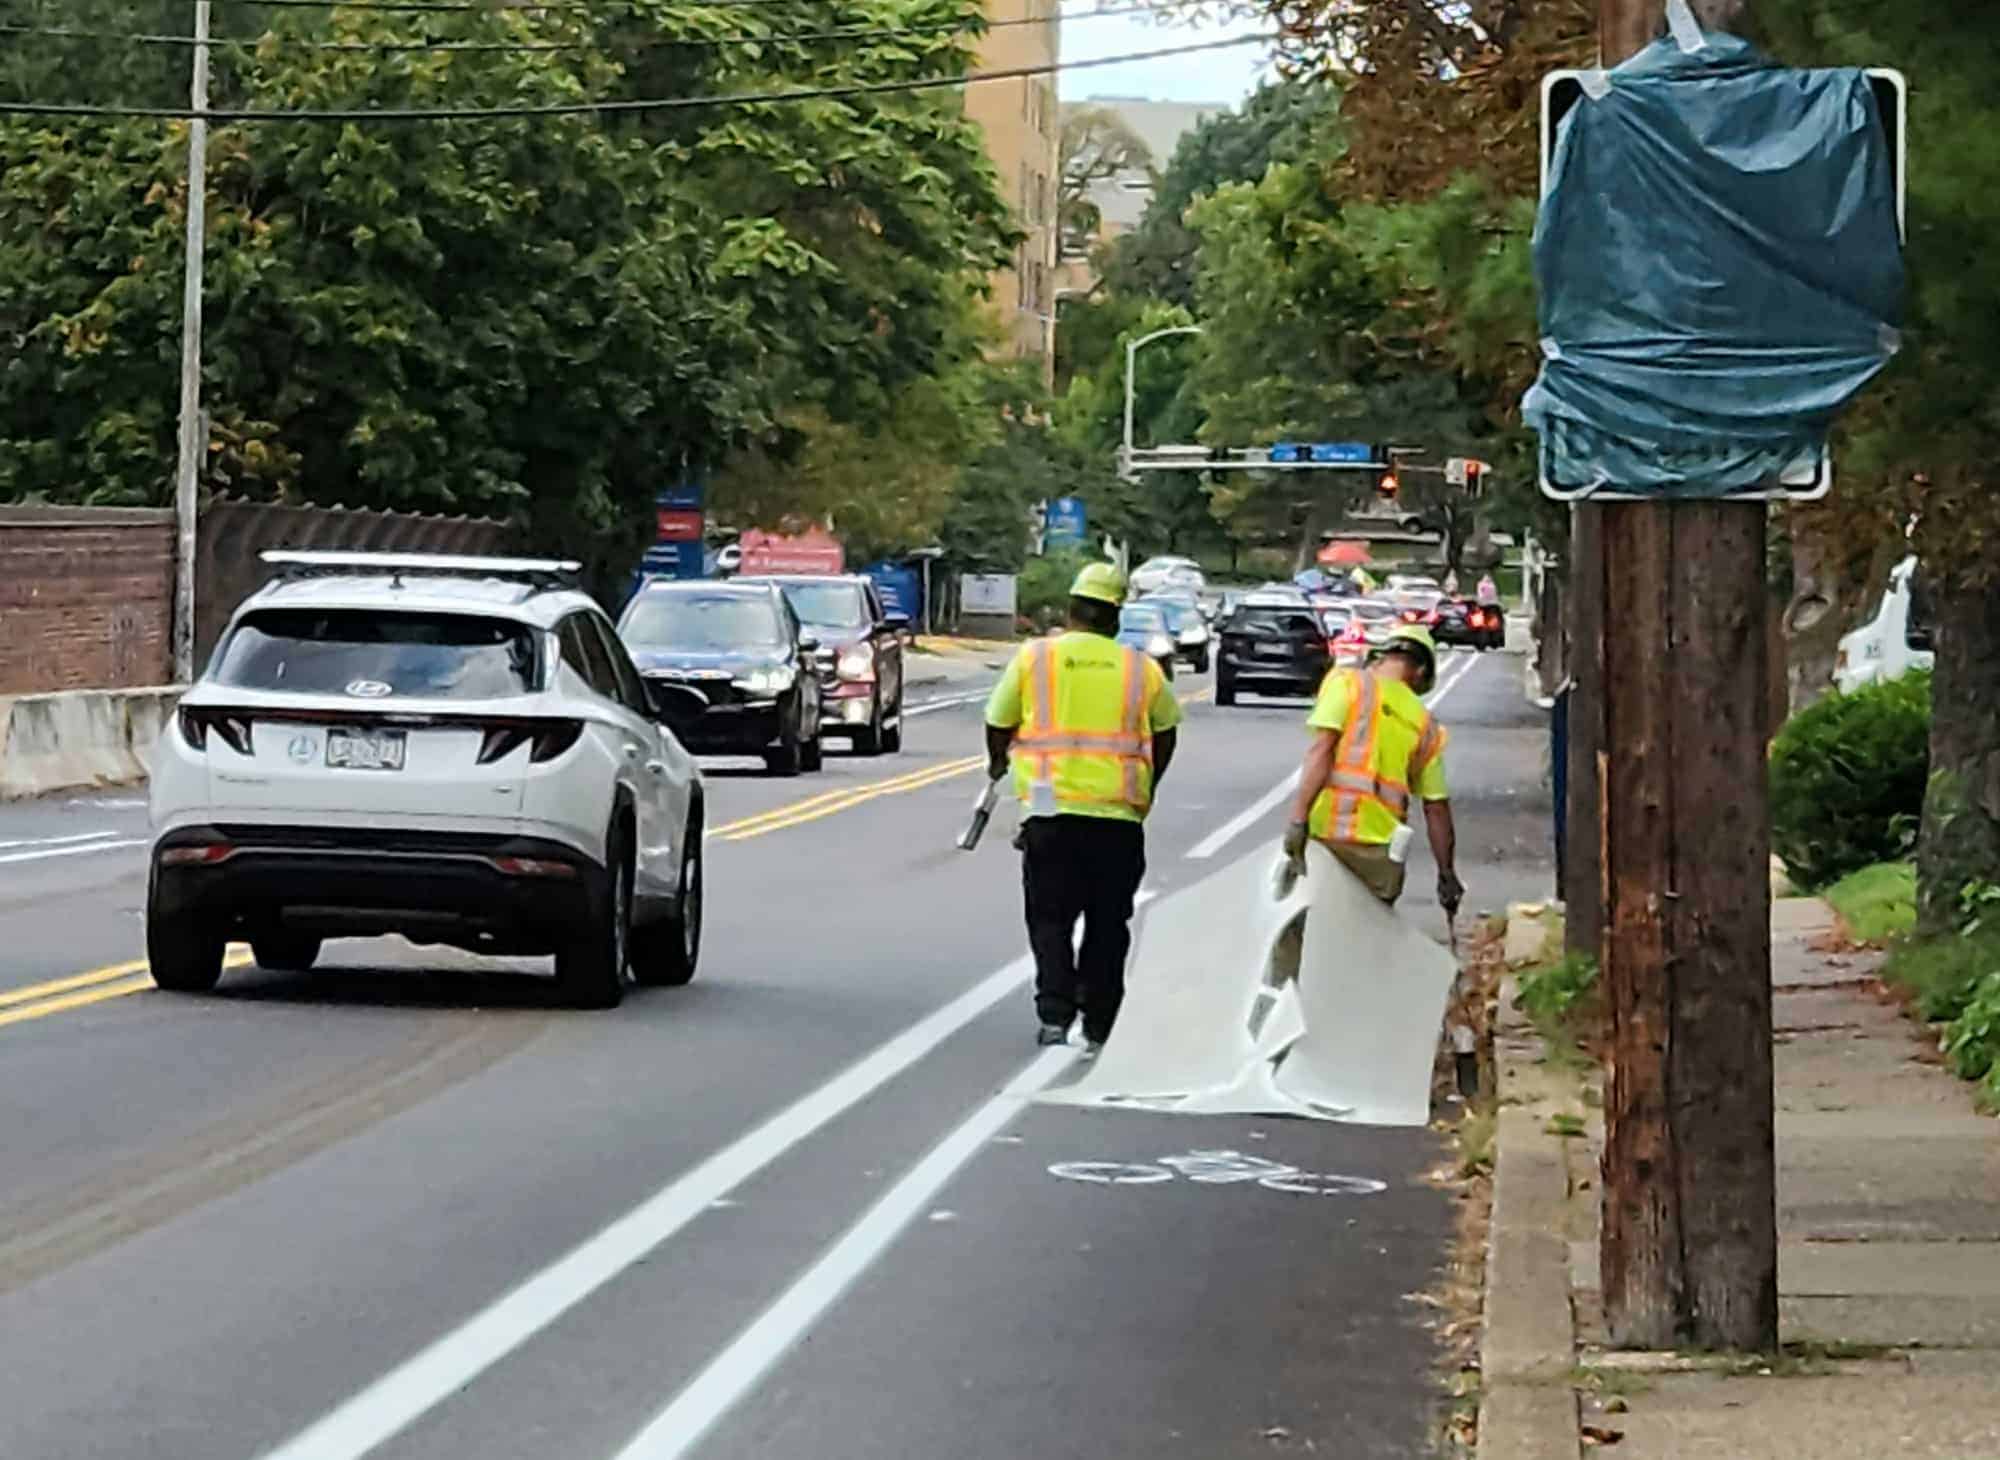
[0, 649, 1553, 1460]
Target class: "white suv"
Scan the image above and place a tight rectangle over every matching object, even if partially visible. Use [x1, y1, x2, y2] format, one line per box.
[147, 552, 705, 1008]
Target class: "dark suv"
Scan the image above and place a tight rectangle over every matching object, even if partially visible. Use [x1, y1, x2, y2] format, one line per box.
[617, 580, 825, 775]
[741, 575, 909, 754]
[1216, 594, 1335, 706]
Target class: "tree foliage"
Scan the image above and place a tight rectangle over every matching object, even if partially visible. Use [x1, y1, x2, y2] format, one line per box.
[0, 0, 1014, 567]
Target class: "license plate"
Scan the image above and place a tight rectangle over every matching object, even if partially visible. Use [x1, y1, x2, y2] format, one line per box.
[1256, 642, 1291, 658]
[327, 729, 407, 771]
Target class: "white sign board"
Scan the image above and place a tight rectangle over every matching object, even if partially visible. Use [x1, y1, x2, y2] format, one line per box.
[960, 574, 1018, 616]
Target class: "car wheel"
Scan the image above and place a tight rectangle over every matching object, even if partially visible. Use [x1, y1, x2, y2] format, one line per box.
[146, 884, 225, 994]
[1216, 671, 1237, 707]
[634, 803, 702, 988]
[1193, 649, 1211, 675]
[555, 820, 631, 1009]
[854, 693, 885, 756]
[801, 729, 825, 772]
[764, 704, 804, 777]
[251, 933, 321, 973]
[880, 693, 903, 754]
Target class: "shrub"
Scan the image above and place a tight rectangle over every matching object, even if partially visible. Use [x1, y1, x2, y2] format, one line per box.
[1016, 548, 1095, 629]
[1943, 969, 2000, 1095]
[1515, 954, 1600, 1031]
[1770, 671, 1931, 890]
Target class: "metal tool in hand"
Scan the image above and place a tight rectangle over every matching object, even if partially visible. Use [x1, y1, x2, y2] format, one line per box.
[956, 775, 1006, 852]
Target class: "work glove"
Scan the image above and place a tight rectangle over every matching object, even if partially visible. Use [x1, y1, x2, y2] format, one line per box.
[1281, 820, 1310, 882]
[1437, 869, 1465, 919]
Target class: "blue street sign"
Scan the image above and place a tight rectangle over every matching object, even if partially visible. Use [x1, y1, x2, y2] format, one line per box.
[1044, 496, 1088, 547]
[640, 542, 702, 580]
[656, 477, 704, 511]
[1310, 442, 1375, 464]
[1268, 442, 1375, 465]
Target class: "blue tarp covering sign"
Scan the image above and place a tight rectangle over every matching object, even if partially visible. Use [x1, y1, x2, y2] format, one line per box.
[1523, 27, 1905, 499]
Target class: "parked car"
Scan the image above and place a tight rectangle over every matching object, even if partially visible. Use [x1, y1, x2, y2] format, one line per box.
[741, 574, 909, 755]
[1215, 594, 1335, 706]
[1140, 592, 1212, 673]
[1834, 555, 1933, 694]
[1434, 597, 1505, 651]
[618, 580, 824, 776]
[147, 551, 705, 1008]
[1117, 603, 1179, 681]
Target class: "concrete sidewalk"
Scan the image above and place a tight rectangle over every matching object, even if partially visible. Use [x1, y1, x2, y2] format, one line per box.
[1483, 898, 2000, 1459]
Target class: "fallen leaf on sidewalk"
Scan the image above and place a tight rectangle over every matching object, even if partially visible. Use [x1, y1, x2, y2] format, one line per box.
[1581, 1425, 1625, 1446]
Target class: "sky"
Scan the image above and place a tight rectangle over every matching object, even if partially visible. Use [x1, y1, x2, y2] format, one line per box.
[1056, 5, 1274, 107]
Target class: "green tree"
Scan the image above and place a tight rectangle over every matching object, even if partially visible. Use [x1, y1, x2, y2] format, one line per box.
[1103, 79, 1343, 310]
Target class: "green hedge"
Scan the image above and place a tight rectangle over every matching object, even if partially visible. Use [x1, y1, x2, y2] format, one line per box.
[1770, 672, 1931, 890]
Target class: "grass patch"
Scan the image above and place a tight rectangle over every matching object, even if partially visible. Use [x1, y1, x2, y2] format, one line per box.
[1545, 1112, 1587, 1138]
[1456, 1107, 1497, 1179]
[1823, 861, 1918, 944]
[1514, 953, 1602, 1076]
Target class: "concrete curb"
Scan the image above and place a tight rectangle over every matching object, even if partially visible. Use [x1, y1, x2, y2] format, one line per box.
[1478, 953, 1582, 1460]
[0, 686, 182, 801]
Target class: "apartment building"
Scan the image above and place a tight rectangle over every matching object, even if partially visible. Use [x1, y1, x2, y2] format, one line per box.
[964, 0, 1061, 361]
[1054, 95, 1232, 296]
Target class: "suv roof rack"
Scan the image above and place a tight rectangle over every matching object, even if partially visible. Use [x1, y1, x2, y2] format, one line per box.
[259, 550, 583, 590]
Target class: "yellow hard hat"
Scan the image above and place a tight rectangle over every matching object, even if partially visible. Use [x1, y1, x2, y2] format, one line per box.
[1069, 561, 1128, 606]
[1371, 623, 1439, 693]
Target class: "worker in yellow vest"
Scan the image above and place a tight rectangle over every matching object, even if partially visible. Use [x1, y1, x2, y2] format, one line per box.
[985, 562, 1182, 1052]
[1281, 625, 1463, 914]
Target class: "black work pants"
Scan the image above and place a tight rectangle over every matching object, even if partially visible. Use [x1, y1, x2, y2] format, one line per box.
[1021, 814, 1146, 1042]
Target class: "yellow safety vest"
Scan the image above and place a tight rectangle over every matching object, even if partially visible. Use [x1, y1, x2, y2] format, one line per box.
[1311, 669, 1447, 845]
[1012, 633, 1157, 822]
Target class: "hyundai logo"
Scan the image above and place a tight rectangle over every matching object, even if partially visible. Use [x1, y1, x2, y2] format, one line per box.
[345, 680, 393, 699]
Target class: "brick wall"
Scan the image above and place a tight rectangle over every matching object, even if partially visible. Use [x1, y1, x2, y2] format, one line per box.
[0, 507, 175, 695]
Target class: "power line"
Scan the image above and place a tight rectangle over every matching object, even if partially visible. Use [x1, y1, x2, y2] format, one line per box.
[0, 32, 1269, 122]
[0, 4, 1132, 54]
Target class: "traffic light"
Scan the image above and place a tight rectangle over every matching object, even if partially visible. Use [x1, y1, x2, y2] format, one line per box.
[1464, 460, 1483, 496]
[1376, 469, 1400, 501]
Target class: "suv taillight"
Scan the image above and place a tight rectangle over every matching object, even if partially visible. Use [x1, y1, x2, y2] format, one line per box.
[178, 706, 253, 755]
[477, 720, 585, 765]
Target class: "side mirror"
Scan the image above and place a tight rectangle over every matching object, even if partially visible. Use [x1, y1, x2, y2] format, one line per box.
[798, 635, 820, 655]
[881, 612, 912, 633]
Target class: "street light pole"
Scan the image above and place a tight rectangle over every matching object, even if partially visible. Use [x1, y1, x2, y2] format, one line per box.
[1121, 325, 1203, 482]
[171, 0, 212, 684]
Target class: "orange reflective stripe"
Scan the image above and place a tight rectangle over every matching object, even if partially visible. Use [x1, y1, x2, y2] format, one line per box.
[1331, 670, 1382, 841]
[1412, 714, 1445, 776]
[1026, 641, 1057, 780]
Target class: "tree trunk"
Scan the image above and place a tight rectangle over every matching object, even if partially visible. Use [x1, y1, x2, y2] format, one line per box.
[1784, 515, 1898, 717]
[1916, 584, 2000, 934]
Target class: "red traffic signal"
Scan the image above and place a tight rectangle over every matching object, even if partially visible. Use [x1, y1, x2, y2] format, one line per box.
[1376, 470, 1400, 500]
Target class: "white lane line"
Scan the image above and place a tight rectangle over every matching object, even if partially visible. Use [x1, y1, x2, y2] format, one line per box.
[0, 830, 118, 851]
[0, 837, 147, 867]
[254, 954, 1037, 1460]
[1185, 649, 1484, 863]
[609, 1045, 1074, 1460]
[903, 691, 987, 719]
[1183, 771, 1299, 862]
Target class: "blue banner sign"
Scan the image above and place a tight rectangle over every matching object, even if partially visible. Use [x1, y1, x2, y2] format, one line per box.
[1268, 442, 1375, 465]
[1044, 496, 1088, 547]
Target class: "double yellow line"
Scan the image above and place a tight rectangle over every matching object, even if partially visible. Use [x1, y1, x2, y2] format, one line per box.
[0, 951, 254, 1031]
[711, 755, 987, 843]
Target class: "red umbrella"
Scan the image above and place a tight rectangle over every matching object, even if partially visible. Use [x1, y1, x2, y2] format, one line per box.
[1317, 539, 1372, 567]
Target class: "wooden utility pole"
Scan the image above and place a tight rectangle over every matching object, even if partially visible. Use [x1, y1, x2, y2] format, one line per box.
[172, 0, 212, 683]
[1589, 0, 1779, 1352]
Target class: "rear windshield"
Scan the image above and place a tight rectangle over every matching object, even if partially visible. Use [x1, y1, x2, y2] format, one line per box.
[1350, 600, 1396, 621]
[775, 582, 867, 629]
[1120, 605, 1167, 632]
[1230, 608, 1320, 635]
[214, 610, 540, 699]
[622, 592, 785, 650]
